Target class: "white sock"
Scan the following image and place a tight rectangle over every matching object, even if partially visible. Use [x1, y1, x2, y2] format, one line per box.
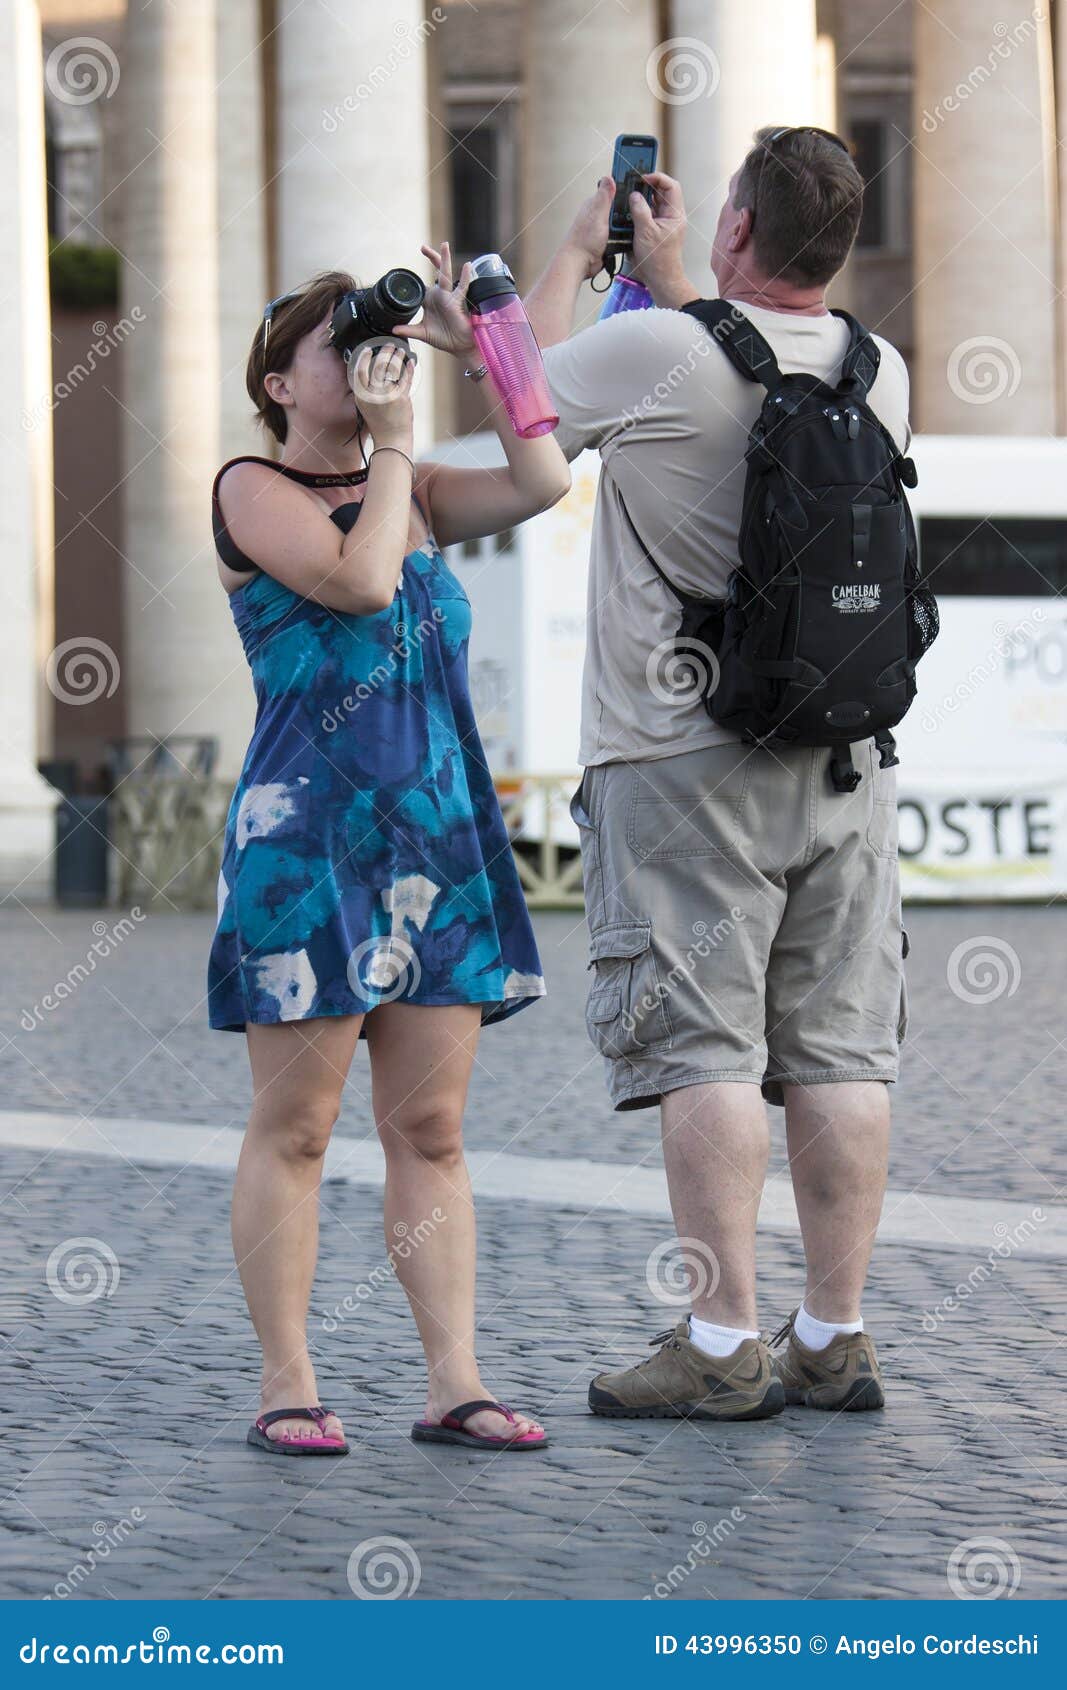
[793, 1302, 863, 1351]
[687, 1315, 759, 1358]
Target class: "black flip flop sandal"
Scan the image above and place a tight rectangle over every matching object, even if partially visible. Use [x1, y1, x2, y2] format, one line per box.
[411, 1398, 548, 1450]
[247, 1405, 349, 1456]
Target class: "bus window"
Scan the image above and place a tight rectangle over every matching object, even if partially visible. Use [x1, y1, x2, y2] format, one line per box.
[919, 517, 1067, 596]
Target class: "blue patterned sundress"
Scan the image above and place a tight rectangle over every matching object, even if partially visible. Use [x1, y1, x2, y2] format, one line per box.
[207, 456, 545, 1035]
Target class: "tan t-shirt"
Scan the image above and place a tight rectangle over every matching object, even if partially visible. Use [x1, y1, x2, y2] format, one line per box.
[541, 299, 912, 766]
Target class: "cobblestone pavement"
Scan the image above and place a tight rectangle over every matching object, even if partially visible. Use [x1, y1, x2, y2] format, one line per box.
[0, 1147, 1064, 1602]
[0, 902, 1064, 1601]
[0, 905, 1063, 1207]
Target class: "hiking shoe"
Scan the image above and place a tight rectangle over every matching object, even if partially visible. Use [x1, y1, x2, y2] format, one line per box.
[769, 1311, 885, 1411]
[589, 1320, 785, 1421]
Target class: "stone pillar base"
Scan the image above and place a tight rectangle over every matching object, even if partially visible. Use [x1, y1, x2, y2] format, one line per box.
[0, 770, 62, 903]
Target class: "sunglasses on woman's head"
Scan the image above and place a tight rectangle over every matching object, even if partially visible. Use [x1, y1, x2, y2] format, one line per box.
[261, 288, 304, 353]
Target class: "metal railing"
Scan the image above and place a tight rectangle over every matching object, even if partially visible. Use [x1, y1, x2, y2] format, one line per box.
[494, 771, 585, 908]
[107, 737, 230, 911]
[106, 759, 586, 913]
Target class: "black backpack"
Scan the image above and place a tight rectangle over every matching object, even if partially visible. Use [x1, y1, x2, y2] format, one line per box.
[620, 298, 939, 792]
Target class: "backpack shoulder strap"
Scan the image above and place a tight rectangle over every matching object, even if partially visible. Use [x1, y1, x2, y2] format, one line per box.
[680, 298, 783, 392]
[612, 479, 709, 611]
[831, 308, 881, 400]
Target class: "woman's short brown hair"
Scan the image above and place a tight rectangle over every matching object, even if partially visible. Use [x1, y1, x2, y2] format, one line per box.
[245, 270, 358, 444]
[734, 127, 863, 288]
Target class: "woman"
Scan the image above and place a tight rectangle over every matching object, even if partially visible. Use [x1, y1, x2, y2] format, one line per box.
[207, 243, 569, 1455]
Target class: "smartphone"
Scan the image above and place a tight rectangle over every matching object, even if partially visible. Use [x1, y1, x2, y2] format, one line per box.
[609, 133, 658, 246]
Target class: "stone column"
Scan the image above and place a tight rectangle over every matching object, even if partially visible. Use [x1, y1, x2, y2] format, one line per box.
[914, 0, 1057, 434]
[424, 1, 456, 447]
[217, 1, 268, 459]
[120, 0, 260, 785]
[520, 0, 659, 323]
[0, 0, 61, 901]
[275, 0, 436, 452]
[667, 0, 818, 287]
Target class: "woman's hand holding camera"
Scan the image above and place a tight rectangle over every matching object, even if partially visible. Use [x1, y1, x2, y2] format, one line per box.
[391, 240, 476, 357]
[348, 340, 415, 445]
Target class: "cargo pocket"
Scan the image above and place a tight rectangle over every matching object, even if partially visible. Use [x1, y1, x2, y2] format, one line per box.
[865, 742, 899, 860]
[627, 746, 753, 860]
[897, 926, 910, 1043]
[568, 769, 604, 921]
[586, 919, 673, 1058]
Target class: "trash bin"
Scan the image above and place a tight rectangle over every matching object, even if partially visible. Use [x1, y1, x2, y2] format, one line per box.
[55, 795, 110, 908]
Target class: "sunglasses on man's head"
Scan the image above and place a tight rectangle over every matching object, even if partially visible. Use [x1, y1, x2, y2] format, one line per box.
[761, 125, 852, 157]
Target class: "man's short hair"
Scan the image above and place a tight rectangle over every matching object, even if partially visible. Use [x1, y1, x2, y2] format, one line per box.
[734, 126, 864, 287]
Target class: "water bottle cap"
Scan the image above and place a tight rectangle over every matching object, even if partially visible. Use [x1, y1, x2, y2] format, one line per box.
[467, 253, 517, 309]
[470, 253, 513, 281]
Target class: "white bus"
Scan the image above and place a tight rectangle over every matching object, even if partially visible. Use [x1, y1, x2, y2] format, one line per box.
[440, 434, 1067, 902]
[898, 436, 1067, 899]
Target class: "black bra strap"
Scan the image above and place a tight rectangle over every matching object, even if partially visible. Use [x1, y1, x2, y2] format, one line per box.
[212, 459, 264, 574]
[212, 455, 428, 577]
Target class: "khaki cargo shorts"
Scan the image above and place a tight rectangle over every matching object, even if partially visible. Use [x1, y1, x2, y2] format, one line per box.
[569, 739, 908, 1111]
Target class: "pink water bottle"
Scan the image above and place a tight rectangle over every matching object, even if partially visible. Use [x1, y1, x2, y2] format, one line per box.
[466, 254, 559, 439]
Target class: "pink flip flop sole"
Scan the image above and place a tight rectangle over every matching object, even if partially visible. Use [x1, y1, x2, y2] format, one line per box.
[247, 1405, 349, 1456]
[411, 1397, 548, 1451]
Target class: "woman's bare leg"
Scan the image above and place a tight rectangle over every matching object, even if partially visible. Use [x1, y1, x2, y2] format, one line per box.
[233, 1015, 363, 1444]
[366, 1002, 544, 1441]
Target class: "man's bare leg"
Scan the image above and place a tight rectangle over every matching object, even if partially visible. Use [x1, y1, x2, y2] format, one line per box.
[660, 1080, 769, 1328]
[783, 1080, 890, 1322]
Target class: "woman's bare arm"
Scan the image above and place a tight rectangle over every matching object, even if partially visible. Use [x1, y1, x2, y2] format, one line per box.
[217, 343, 416, 615]
[390, 239, 571, 551]
[413, 385, 571, 552]
[218, 452, 413, 616]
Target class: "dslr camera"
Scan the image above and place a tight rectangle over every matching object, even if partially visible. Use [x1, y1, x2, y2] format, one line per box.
[328, 268, 425, 361]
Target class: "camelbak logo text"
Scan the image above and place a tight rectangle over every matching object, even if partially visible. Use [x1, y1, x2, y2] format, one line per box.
[832, 583, 881, 614]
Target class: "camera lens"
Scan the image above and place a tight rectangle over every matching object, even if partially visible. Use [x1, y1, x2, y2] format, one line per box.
[329, 269, 426, 355]
[380, 269, 425, 315]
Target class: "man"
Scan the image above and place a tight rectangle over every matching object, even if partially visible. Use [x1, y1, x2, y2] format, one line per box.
[525, 128, 911, 1420]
